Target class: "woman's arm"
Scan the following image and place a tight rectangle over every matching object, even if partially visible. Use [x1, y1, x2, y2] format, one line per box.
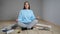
[17, 10, 22, 22]
[30, 10, 40, 20]
[30, 10, 36, 21]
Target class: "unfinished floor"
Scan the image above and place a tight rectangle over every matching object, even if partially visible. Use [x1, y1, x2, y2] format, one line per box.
[0, 20, 60, 34]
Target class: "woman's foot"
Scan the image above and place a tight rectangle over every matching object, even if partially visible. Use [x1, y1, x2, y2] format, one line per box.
[21, 27, 27, 31]
[27, 27, 33, 30]
[21, 27, 33, 30]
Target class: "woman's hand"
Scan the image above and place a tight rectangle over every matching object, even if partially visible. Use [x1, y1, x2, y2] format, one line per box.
[36, 16, 40, 20]
[16, 19, 18, 22]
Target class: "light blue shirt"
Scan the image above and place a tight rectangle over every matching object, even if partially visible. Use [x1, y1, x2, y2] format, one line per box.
[18, 9, 36, 23]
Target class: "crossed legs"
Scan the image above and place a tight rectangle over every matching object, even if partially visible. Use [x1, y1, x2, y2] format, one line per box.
[17, 19, 38, 28]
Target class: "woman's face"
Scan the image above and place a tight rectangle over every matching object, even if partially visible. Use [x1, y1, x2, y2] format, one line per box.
[25, 2, 29, 9]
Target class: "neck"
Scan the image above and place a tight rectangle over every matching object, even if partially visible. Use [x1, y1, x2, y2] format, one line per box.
[26, 8, 28, 10]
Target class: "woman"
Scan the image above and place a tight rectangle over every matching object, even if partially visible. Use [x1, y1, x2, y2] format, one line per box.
[17, 1, 38, 30]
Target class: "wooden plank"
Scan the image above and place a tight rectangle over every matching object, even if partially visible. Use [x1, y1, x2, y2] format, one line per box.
[38, 30, 52, 34]
[20, 30, 27, 34]
[10, 30, 28, 34]
[27, 30, 38, 34]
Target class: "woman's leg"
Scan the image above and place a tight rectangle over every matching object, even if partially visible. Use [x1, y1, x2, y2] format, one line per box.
[27, 19, 38, 28]
[17, 21, 27, 28]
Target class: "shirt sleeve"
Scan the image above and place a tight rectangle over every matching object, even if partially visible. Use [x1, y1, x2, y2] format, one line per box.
[30, 10, 36, 21]
[18, 10, 22, 21]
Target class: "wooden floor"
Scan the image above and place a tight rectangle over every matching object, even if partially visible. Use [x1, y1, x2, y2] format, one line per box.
[0, 20, 60, 34]
[17, 30, 52, 34]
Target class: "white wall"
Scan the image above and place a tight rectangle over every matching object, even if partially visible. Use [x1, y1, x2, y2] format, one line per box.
[1, 0, 60, 26]
[0, 0, 42, 20]
[42, 0, 60, 25]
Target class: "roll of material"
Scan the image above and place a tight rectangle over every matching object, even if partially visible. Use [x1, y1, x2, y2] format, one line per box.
[36, 24, 52, 28]
[7, 29, 14, 34]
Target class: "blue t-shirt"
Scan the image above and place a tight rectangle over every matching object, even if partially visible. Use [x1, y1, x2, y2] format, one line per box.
[18, 9, 36, 23]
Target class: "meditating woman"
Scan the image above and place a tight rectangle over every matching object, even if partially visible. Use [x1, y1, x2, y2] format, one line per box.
[17, 1, 38, 30]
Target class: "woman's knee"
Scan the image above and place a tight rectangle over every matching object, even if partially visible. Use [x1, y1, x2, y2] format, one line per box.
[34, 19, 38, 23]
[17, 22, 27, 27]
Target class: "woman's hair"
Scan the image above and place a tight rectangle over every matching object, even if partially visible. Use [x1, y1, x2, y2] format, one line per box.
[23, 1, 30, 9]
